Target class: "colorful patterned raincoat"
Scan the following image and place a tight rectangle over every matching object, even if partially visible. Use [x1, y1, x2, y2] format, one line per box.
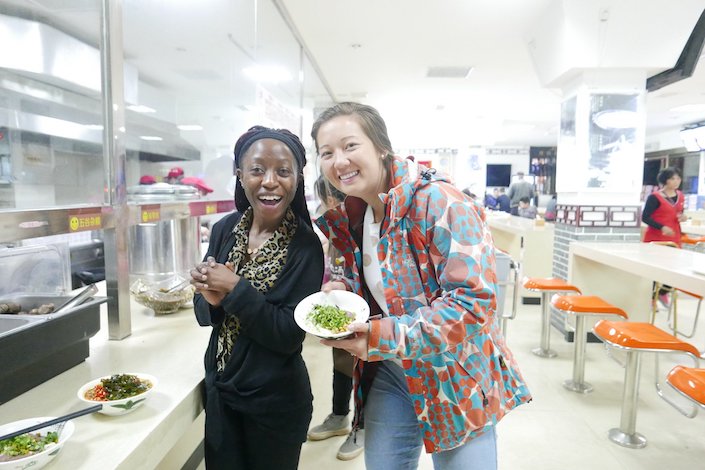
[316, 156, 531, 453]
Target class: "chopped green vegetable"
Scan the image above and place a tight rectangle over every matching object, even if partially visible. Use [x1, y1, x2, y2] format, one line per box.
[307, 304, 354, 334]
[0, 431, 58, 460]
[100, 374, 151, 400]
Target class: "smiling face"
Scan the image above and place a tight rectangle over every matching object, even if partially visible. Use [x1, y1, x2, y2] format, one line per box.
[237, 138, 299, 229]
[315, 115, 388, 204]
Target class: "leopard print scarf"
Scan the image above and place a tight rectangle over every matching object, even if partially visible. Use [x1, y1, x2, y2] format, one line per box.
[215, 207, 297, 372]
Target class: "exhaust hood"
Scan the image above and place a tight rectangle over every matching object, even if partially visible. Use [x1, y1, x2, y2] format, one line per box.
[0, 13, 199, 162]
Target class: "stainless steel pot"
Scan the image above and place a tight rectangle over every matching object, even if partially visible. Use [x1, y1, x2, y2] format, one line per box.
[127, 183, 201, 282]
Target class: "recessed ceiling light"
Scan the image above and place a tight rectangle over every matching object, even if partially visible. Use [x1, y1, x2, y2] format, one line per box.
[177, 124, 203, 131]
[140, 136, 162, 141]
[127, 104, 156, 113]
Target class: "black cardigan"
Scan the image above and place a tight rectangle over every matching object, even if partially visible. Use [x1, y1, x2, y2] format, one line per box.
[194, 211, 324, 445]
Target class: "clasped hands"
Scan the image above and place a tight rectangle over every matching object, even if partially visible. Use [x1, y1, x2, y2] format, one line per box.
[319, 280, 370, 361]
[189, 256, 239, 307]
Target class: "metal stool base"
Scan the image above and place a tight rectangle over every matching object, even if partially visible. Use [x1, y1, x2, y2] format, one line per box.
[608, 428, 647, 449]
[532, 347, 557, 358]
[562, 379, 593, 394]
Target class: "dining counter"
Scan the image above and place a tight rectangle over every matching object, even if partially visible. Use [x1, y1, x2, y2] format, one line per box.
[486, 213, 554, 302]
[0, 282, 210, 469]
[568, 241, 705, 321]
[681, 221, 705, 237]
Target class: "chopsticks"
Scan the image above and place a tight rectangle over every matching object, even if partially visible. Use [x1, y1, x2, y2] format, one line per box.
[0, 404, 103, 442]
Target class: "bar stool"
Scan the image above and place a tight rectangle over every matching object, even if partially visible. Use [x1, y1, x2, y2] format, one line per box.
[551, 295, 627, 393]
[522, 277, 581, 358]
[593, 320, 701, 449]
[667, 288, 703, 343]
[663, 365, 705, 417]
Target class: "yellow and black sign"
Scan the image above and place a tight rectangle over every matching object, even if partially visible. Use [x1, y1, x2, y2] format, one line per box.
[141, 205, 161, 223]
[69, 213, 102, 232]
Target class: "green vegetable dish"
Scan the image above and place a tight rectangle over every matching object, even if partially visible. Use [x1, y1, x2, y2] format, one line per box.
[84, 374, 152, 401]
[0, 431, 58, 462]
[307, 304, 355, 334]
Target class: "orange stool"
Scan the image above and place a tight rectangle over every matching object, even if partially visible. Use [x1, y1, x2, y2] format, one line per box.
[522, 277, 581, 358]
[665, 365, 705, 417]
[551, 295, 627, 393]
[593, 320, 701, 449]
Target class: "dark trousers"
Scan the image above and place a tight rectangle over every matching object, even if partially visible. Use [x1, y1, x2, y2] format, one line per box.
[332, 368, 353, 416]
[204, 406, 303, 470]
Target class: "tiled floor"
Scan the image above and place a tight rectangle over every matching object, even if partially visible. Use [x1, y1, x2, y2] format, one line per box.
[298, 292, 705, 470]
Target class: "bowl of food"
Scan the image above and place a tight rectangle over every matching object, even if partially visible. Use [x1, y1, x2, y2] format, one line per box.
[0, 417, 74, 469]
[294, 291, 370, 339]
[130, 278, 194, 315]
[77, 373, 157, 416]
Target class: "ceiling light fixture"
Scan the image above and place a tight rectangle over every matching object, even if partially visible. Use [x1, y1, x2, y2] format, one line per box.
[127, 104, 156, 113]
[426, 66, 473, 79]
[139, 136, 163, 141]
[177, 124, 203, 131]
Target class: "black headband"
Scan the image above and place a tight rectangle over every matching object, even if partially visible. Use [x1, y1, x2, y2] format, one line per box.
[232, 125, 312, 227]
[233, 126, 307, 170]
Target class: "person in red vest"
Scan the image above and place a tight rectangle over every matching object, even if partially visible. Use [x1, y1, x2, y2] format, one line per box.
[642, 167, 687, 307]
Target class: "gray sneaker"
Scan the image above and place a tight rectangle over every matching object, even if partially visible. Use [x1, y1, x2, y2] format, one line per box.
[307, 413, 349, 441]
[337, 429, 364, 461]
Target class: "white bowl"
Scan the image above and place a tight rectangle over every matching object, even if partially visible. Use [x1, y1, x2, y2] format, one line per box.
[0, 417, 74, 469]
[294, 291, 370, 339]
[77, 373, 157, 416]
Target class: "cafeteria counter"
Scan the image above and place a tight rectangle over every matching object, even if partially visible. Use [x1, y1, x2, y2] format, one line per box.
[0, 282, 210, 469]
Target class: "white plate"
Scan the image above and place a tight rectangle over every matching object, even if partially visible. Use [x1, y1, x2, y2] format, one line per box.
[0, 417, 74, 469]
[294, 291, 370, 339]
[76, 373, 157, 416]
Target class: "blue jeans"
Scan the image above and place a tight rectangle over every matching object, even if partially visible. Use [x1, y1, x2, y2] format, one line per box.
[364, 361, 497, 470]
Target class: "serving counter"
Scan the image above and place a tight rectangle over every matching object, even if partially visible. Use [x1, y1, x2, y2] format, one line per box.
[0, 282, 210, 469]
[486, 213, 554, 302]
[568, 241, 705, 322]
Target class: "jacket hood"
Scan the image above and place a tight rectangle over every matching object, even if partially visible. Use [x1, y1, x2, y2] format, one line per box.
[382, 156, 451, 224]
[315, 156, 452, 241]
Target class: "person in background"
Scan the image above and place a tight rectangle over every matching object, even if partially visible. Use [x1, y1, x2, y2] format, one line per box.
[308, 176, 365, 461]
[484, 188, 498, 210]
[544, 193, 557, 221]
[181, 176, 214, 197]
[139, 175, 156, 185]
[312, 102, 531, 470]
[642, 167, 687, 308]
[496, 187, 511, 213]
[508, 171, 534, 215]
[190, 126, 324, 470]
[517, 196, 538, 219]
[462, 187, 477, 200]
[166, 166, 184, 184]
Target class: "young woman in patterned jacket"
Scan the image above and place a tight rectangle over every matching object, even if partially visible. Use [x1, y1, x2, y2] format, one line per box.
[312, 102, 531, 470]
